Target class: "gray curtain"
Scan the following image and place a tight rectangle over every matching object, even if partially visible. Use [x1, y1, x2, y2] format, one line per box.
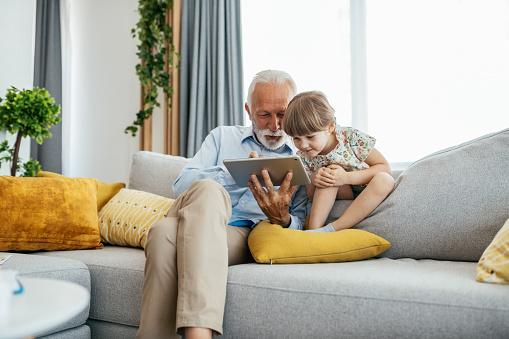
[179, 0, 244, 158]
[32, 0, 62, 173]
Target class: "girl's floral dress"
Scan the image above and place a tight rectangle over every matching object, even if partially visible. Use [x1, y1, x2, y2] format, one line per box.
[297, 125, 376, 190]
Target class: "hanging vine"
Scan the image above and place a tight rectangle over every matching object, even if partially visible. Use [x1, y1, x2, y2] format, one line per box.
[125, 0, 180, 137]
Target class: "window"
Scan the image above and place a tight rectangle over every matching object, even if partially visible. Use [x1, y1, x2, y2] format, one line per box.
[241, 0, 509, 168]
[241, 0, 352, 125]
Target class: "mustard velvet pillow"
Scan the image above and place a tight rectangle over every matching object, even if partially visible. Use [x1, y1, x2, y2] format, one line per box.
[0, 176, 102, 251]
[248, 221, 391, 264]
[98, 188, 174, 248]
[37, 171, 125, 211]
[477, 218, 509, 284]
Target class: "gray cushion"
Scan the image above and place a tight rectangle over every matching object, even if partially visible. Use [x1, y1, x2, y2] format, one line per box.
[34, 245, 145, 327]
[39, 325, 91, 339]
[0, 252, 91, 337]
[86, 319, 138, 339]
[223, 259, 509, 339]
[128, 151, 190, 199]
[345, 127, 509, 261]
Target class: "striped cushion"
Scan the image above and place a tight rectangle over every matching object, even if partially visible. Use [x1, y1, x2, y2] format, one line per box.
[98, 188, 174, 248]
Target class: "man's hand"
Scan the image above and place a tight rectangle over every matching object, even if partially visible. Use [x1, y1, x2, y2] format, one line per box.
[249, 151, 266, 158]
[247, 169, 297, 228]
[310, 167, 335, 188]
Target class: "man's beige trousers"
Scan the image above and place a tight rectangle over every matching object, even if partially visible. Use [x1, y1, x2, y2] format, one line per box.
[136, 179, 253, 338]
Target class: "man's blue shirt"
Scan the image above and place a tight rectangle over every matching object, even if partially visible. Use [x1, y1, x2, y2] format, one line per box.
[172, 125, 307, 229]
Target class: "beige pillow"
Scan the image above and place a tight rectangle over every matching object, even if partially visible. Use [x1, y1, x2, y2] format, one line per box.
[98, 188, 174, 248]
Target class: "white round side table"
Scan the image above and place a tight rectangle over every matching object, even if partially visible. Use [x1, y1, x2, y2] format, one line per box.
[0, 277, 90, 339]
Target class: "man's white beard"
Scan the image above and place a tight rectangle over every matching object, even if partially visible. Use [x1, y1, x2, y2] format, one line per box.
[252, 125, 288, 150]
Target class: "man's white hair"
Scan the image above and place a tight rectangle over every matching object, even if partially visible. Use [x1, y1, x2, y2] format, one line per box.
[246, 70, 297, 110]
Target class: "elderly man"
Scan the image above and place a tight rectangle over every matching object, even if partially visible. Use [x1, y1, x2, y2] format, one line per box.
[136, 70, 307, 339]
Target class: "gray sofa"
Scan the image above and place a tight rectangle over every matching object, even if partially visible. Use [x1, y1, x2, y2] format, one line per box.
[2, 127, 509, 338]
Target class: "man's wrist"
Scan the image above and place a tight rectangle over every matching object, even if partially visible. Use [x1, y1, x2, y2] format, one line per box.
[271, 215, 291, 228]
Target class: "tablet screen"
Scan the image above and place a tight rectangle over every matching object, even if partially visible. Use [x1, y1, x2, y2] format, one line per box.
[223, 156, 310, 187]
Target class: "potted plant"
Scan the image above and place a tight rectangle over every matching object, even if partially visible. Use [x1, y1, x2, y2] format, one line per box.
[0, 86, 61, 177]
[125, 0, 180, 137]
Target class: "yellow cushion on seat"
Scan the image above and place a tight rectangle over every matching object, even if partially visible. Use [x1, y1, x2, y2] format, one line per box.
[0, 176, 102, 251]
[37, 171, 125, 211]
[98, 188, 174, 248]
[248, 220, 391, 264]
[477, 218, 509, 284]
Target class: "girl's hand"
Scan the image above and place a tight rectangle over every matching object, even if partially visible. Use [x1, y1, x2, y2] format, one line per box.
[310, 167, 335, 188]
[327, 164, 350, 186]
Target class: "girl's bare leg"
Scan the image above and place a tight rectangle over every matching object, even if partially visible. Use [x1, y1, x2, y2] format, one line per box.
[308, 185, 354, 229]
[331, 172, 395, 231]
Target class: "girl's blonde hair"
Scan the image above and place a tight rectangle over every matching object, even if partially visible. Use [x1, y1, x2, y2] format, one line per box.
[283, 91, 335, 137]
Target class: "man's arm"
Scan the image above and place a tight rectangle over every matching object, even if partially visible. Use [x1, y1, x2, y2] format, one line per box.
[173, 129, 236, 198]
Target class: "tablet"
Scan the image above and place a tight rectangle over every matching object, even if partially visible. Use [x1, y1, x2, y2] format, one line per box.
[223, 156, 311, 187]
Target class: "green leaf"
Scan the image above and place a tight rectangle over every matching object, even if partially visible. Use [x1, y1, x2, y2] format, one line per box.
[20, 159, 41, 177]
[127, 0, 180, 137]
[0, 86, 61, 176]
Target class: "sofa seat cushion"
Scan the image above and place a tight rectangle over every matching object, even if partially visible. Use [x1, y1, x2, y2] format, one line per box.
[223, 258, 509, 339]
[39, 325, 91, 339]
[33, 245, 145, 327]
[0, 252, 91, 338]
[85, 319, 138, 339]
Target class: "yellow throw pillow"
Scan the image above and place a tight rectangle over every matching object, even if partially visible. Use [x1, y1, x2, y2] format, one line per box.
[98, 188, 174, 248]
[0, 176, 102, 251]
[477, 218, 509, 284]
[97, 182, 127, 211]
[248, 221, 391, 264]
[37, 171, 125, 211]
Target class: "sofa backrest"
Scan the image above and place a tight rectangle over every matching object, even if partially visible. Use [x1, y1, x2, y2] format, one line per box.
[355, 127, 509, 262]
[128, 151, 190, 199]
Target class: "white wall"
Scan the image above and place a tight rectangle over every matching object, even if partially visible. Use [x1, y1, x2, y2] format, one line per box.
[0, 0, 35, 175]
[1, 0, 147, 182]
[66, 0, 141, 183]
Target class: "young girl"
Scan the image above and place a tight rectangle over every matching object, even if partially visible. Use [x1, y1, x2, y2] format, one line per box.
[283, 91, 395, 232]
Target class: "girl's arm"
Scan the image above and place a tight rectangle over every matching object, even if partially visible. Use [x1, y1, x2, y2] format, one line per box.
[329, 148, 391, 187]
